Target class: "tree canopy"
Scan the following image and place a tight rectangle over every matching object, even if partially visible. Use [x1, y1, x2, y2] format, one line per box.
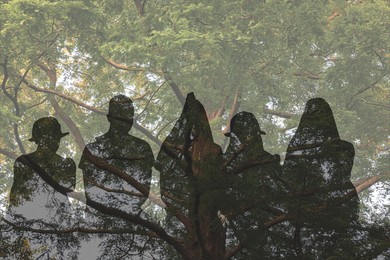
[0, 0, 389, 259]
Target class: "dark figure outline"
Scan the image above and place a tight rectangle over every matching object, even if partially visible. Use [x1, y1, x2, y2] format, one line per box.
[155, 93, 226, 259]
[223, 111, 282, 257]
[78, 95, 155, 258]
[7, 116, 76, 257]
[282, 97, 360, 258]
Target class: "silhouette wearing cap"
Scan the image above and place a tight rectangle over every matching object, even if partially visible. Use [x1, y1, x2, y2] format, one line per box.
[79, 95, 155, 255]
[223, 112, 282, 255]
[224, 112, 281, 193]
[7, 117, 76, 255]
[281, 98, 359, 258]
[224, 111, 268, 169]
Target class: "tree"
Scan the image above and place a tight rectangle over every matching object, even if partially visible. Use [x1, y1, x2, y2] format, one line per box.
[0, 0, 389, 259]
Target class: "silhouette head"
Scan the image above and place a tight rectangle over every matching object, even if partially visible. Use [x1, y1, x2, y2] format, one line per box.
[225, 112, 266, 140]
[107, 95, 134, 132]
[186, 93, 213, 141]
[287, 98, 340, 151]
[29, 117, 69, 152]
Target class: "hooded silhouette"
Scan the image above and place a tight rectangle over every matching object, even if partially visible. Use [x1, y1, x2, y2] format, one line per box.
[156, 93, 222, 209]
[282, 98, 360, 258]
[155, 93, 226, 259]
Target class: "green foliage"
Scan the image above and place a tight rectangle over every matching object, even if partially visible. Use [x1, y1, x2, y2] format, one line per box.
[0, 0, 388, 258]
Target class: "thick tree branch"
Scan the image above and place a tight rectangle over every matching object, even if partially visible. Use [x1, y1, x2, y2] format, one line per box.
[222, 142, 248, 169]
[293, 70, 321, 80]
[223, 89, 242, 135]
[14, 31, 60, 100]
[224, 243, 244, 259]
[0, 147, 18, 160]
[50, 97, 86, 149]
[1, 217, 158, 237]
[353, 174, 389, 195]
[82, 148, 190, 229]
[133, 0, 147, 16]
[224, 172, 388, 258]
[230, 156, 279, 175]
[327, 9, 340, 27]
[82, 149, 150, 198]
[20, 76, 162, 146]
[133, 121, 162, 146]
[1, 57, 26, 154]
[38, 63, 86, 150]
[20, 76, 105, 115]
[86, 195, 185, 256]
[16, 155, 186, 256]
[102, 57, 147, 72]
[264, 173, 387, 230]
[263, 108, 296, 119]
[1, 56, 12, 101]
[87, 177, 159, 202]
[13, 125, 26, 155]
[286, 173, 389, 199]
[208, 95, 228, 120]
[162, 71, 186, 106]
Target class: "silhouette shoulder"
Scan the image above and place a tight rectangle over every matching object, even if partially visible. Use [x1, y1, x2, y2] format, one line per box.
[129, 135, 153, 152]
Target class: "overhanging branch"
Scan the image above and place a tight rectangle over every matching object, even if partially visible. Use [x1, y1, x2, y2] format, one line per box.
[20, 76, 162, 146]
[263, 108, 296, 119]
